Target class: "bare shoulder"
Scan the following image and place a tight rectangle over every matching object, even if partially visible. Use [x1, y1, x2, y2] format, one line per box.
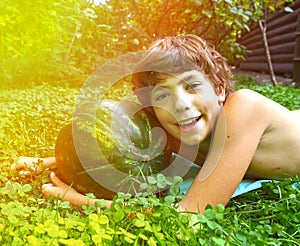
[224, 89, 269, 121]
[229, 88, 259, 98]
[221, 88, 295, 143]
[227, 89, 275, 105]
[225, 89, 290, 117]
[225, 89, 264, 109]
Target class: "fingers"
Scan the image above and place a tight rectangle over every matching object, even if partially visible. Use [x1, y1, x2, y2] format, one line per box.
[41, 182, 69, 201]
[15, 156, 41, 168]
[49, 172, 69, 188]
[41, 173, 70, 200]
[18, 170, 33, 177]
[42, 173, 107, 207]
[11, 156, 42, 175]
[11, 156, 57, 177]
[41, 157, 57, 169]
[11, 157, 32, 171]
[41, 183, 55, 200]
[41, 174, 84, 206]
[14, 156, 56, 169]
[43, 172, 74, 200]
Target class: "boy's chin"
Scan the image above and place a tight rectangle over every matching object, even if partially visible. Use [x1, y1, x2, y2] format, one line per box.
[179, 137, 202, 146]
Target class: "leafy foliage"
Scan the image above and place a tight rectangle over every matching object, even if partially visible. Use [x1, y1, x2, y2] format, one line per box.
[0, 80, 299, 245]
[235, 76, 300, 110]
[0, 0, 294, 88]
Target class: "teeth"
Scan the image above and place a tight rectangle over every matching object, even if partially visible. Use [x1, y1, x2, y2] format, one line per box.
[178, 117, 199, 126]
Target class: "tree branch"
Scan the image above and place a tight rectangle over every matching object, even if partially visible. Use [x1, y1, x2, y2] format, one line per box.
[255, 2, 277, 86]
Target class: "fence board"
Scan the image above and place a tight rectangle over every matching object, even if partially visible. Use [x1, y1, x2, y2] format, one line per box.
[236, 0, 300, 80]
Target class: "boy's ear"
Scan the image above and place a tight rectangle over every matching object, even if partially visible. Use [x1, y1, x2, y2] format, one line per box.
[217, 80, 226, 103]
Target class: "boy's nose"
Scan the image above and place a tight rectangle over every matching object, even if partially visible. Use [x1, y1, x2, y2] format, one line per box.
[174, 95, 192, 113]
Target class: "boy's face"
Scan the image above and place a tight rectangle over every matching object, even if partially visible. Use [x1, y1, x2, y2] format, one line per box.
[150, 70, 225, 146]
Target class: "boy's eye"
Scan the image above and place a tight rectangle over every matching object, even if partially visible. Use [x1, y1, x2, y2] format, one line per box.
[155, 92, 169, 102]
[187, 81, 202, 90]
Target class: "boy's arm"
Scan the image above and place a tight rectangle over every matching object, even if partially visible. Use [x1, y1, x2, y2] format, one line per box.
[42, 172, 112, 208]
[180, 90, 272, 213]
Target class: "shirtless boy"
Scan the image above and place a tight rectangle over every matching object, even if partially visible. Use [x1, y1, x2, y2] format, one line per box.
[15, 34, 300, 213]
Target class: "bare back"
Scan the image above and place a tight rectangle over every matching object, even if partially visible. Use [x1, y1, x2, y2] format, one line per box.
[247, 105, 300, 179]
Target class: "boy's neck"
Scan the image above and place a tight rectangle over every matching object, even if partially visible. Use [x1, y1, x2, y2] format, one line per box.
[169, 136, 211, 166]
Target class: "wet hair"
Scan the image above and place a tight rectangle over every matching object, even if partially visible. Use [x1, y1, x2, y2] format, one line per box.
[132, 34, 235, 105]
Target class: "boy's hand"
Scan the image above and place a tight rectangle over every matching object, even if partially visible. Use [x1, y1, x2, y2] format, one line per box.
[42, 172, 83, 206]
[42, 172, 112, 208]
[11, 156, 57, 177]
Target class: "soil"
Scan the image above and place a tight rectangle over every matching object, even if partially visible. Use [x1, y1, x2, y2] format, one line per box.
[232, 68, 293, 85]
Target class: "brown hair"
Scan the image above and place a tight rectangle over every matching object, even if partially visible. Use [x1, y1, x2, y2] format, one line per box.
[132, 34, 235, 105]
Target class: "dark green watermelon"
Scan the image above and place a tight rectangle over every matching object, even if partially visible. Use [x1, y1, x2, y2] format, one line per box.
[55, 99, 171, 199]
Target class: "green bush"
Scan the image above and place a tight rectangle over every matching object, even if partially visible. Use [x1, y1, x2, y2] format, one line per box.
[235, 76, 300, 110]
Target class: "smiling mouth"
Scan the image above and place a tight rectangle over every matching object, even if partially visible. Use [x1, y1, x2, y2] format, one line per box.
[177, 116, 202, 129]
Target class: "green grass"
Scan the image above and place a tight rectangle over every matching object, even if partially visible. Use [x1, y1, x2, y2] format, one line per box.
[0, 80, 299, 245]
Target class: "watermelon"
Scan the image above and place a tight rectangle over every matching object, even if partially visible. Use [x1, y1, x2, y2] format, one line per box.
[55, 99, 171, 199]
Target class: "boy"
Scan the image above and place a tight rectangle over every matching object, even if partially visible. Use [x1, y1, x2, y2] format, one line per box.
[15, 34, 300, 213]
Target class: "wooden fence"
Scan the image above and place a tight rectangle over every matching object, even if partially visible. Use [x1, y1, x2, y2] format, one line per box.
[236, 0, 300, 82]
